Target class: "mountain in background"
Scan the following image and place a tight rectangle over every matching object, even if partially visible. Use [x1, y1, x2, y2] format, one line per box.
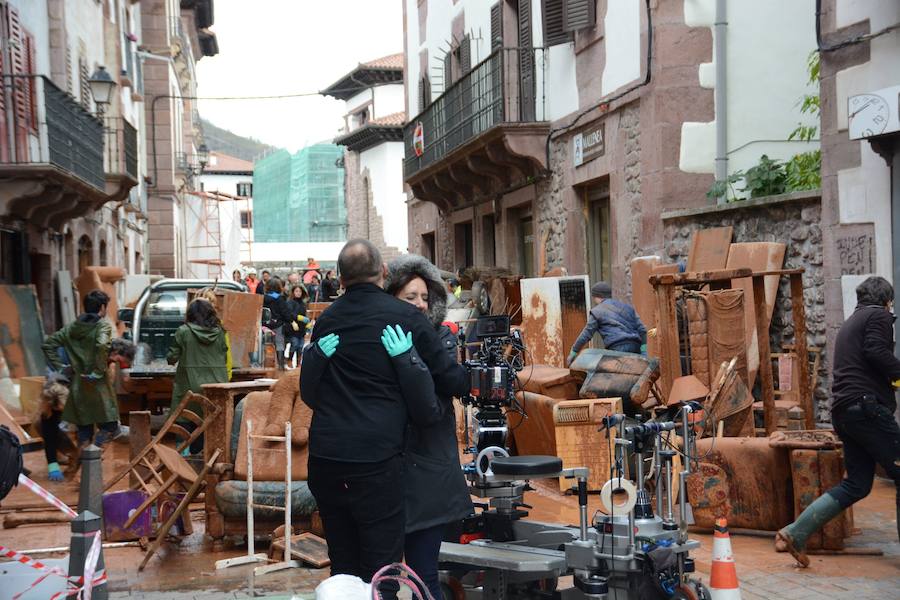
[200, 118, 281, 162]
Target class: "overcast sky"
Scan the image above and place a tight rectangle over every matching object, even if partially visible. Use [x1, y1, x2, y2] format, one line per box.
[196, 0, 404, 152]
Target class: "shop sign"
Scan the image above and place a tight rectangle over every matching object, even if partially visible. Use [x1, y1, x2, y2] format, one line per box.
[573, 122, 605, 167]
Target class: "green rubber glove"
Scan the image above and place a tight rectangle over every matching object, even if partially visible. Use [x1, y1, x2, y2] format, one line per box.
[381, 324, 413, 357]
[566, 351, 578, 367]
[317, 333, 340, 357]
[47, 462, 64, 482]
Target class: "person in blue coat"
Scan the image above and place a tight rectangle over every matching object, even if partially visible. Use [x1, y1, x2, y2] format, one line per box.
[567, 281, 646, 365]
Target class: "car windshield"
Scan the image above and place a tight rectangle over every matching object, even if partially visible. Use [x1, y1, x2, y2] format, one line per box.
[144, 290, 188, 318]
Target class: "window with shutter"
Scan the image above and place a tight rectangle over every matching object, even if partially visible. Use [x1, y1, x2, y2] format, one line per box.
[443, 50, 453, 91]
[490, 3, 503, 51]
[419, 74, 431, 113]
[542, 0, 573, 46]
[78, 51, 91, 110]
[24, 33, 37, 132]
[563, 0, 596, 32]
[460, 35, 471, 74]
[0, 27, 7, 163]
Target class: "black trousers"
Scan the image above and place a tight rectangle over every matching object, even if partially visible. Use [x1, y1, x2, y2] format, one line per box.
[828, 398, 900, 541]
[40, 410, 67, 464]
[308, 454, 404, 593]
[405, 523, 446, 600]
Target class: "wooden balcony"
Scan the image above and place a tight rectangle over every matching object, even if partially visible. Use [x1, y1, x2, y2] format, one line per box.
[404, 48, 550, 212]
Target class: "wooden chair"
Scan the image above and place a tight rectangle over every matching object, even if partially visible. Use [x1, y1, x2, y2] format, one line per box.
[104, 390, 224, 532]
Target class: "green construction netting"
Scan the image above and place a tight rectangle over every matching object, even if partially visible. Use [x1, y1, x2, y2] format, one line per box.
[252, 143, 346, 242]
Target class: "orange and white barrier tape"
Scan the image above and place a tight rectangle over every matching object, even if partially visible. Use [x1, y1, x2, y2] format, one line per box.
[17, 473, 78, 519]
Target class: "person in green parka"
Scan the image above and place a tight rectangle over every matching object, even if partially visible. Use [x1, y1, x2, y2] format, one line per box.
[167, 297, 231, 453]
[42, 289, 124, 449]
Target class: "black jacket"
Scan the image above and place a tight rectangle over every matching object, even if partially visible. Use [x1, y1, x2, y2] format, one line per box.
[300, 283, 468, 463]
[263, 293, 292, 331]
[321, 278, 340, 301]
[397, 326, 473, 532]
[832, 304, 900, 414]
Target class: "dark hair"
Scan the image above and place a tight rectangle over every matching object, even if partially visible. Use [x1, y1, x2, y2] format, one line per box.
[385, 272, 425, 299]
[83, 289, 110, 314]
[265, 278, 283, 294]
[338, 239, 382, 287]
[185, 298, 221, 328]
[856, 276, 894, 307]
[291, 284, 309, 300]
[110, 338, 136, 361]
[262, 270, 271, 276]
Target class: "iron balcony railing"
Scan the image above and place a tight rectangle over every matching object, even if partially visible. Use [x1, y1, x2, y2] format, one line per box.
[403, 47, 547, 179]
[1, 74, 104, 190]
[105, 116, 139, 180]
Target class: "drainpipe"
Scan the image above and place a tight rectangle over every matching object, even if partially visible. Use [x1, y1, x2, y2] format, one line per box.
[714, 0, 727, 204]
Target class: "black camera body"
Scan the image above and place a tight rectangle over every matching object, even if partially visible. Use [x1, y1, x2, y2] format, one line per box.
[460, 315, 525, 453]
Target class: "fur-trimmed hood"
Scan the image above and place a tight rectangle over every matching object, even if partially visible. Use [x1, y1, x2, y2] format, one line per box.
[385, 254, 449, 327]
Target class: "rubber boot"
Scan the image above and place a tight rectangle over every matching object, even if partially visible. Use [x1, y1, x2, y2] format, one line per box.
[777, 493, 843, 567]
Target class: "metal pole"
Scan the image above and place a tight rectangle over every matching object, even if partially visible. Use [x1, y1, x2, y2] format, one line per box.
[247, 419, 255, 556]
[284, 420, 292, 564]
[714, 0, 728, 204]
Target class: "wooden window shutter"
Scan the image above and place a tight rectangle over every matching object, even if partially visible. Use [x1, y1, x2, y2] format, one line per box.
[24, 33, 37, 131]
[517, 0, 531, 49]
[79, 54, 90, 110]
[443, 50, 453, 90]
[0, 21, 7, 164]
[490, 3, 503, 51]
[419, 74, 431, 113]
[542, 0, 572, 46]
[460, 35, 471, 75]
[563, 0, 596, 32]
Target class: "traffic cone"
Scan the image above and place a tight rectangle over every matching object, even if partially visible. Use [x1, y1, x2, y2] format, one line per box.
[709, 517, 741, 599]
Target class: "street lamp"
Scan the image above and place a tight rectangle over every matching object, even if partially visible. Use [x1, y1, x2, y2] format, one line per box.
[197, 143, 210, 172]
[88, 66, 116, 116]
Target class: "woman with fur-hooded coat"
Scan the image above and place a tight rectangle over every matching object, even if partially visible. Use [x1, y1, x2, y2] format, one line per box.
[299, 254, 471, 598]
[382, 254, 473, 599]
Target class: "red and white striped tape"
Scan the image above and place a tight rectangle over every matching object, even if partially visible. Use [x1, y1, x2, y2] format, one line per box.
[2, 533, 107, 600]
[17, 473, 78, 519]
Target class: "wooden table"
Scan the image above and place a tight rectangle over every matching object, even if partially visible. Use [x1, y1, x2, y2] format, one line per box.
[121, 367, 272, 416]
[202, 380, 276, 465]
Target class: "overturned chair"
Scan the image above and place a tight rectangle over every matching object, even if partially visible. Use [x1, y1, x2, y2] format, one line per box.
[205, 372, 321, 550]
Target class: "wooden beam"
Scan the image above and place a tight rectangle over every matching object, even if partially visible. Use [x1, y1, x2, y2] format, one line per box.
[752, 274, 777, 435]
[649, 268, 753, 286]
[653, 281, 681, 398]
[790, 272, 814, 429]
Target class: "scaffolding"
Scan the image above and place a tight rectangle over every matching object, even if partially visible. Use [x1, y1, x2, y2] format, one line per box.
[252, 144, 346, 243]
[184, 190, 252, 278]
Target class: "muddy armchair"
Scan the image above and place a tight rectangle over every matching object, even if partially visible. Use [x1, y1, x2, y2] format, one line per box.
[205, 373, 320, 550]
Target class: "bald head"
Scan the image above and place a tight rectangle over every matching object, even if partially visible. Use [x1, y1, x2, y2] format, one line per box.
[338, 239, 385, 288]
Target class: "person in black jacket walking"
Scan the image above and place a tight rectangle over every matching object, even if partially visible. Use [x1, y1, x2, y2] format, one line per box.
[777, 276, 900, 567]
[300, 240, 468, 593]
[263, 278, 292, 370]
[285, 283, 310, 366]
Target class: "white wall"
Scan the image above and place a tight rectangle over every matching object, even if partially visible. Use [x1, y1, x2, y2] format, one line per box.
[373, 84, 406, 119]
[251, 242, 346, 264]
[832, 2, 900, 287]
[680, 0, 819, 182]
[13, 0, 51, 75]
[359, 141, 408, 251]
[346, 89, 372, 114]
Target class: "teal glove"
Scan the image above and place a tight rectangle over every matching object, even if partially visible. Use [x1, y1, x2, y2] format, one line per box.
[47, 462, 64, 482]
[566, 351, 578, 367]
[317, 333, 340, 358]
[381, 324, 413, 358]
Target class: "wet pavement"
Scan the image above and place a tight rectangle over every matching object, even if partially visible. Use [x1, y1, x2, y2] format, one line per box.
[1, 441, 898, 599]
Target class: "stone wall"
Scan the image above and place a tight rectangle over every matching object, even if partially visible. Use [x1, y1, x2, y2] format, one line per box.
[536, 138, 569, 272]
[343, 150, 401, 261]
[662, 191, 830, 422]
[619, 104, 643, 300]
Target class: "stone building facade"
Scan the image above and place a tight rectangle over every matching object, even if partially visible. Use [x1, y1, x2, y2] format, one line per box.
[321, 54, 407, 260]
[401, 0, 818, 298]
[662, 192, 830, 421]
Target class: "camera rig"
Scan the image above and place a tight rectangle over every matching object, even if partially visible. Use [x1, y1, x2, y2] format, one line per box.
[442, 316, 709, 600]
